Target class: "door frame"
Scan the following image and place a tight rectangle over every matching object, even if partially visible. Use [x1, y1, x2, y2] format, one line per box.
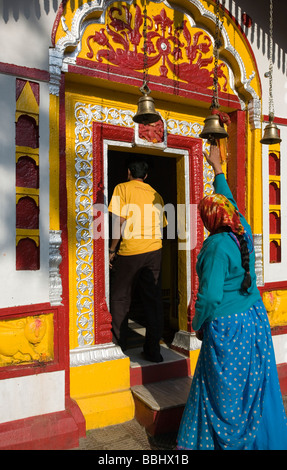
[93, 122, 204, 343]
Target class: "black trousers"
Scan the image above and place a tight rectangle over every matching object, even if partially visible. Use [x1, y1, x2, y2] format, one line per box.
[110, 249, 163, 358]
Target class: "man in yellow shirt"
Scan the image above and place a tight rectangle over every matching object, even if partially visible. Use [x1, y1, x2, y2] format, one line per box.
[108, 159, 167, 362]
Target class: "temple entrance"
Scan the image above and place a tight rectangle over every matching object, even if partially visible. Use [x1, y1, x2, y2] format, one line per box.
[108, 149, 178, 349]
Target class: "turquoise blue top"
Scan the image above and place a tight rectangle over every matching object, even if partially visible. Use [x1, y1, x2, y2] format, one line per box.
[192, 173, 261, 331]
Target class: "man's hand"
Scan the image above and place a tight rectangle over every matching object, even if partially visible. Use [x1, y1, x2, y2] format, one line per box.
[109, 252, 116, 269]
[109, 213, 126, 269]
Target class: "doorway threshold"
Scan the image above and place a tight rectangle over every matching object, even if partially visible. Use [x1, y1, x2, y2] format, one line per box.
[126, 343, 191, 387]
[127, 344, 192, 436]
[124, 322, 191, 436]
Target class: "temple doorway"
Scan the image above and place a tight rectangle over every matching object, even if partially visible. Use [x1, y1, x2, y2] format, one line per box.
[108, 149, 178, 349]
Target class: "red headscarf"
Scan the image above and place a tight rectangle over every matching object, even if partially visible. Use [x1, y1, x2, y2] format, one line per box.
[199, 193, 244, 235]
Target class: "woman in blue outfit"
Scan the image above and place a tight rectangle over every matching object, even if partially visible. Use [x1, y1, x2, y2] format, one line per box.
[177, 145, 287, 450]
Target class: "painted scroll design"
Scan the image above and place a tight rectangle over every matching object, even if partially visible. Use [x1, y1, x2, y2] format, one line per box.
[74, 104, 135, 346]
[75, 105, 95, 346]
[74, 102, 212, 346]
[85, 4, 228, 90]
[49, 230, 63, 306]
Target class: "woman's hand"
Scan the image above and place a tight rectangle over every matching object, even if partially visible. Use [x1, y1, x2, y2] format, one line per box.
[203, 143, 223, 175]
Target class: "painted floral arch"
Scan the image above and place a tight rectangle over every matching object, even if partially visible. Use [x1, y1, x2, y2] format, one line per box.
[51, 0, 261, 114]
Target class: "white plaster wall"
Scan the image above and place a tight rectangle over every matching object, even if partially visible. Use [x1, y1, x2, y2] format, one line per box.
[0, 73, 50, 307]
[0, 371, 65, 424]
[0, 0, 57, 71]
[273, 334, 287, 366]
[225, 0, 287, 119]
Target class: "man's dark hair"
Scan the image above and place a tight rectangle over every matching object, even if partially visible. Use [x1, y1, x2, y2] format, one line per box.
[128, 159, 149, 179]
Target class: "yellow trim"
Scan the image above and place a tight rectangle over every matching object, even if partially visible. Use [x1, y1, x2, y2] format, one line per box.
[246, 125, 262, 234]
[269, 178, 280, 191]
[16, 81, 39, 125]
[16, 147, 39, 166]
[270, 234, 281, 241]
[269, 175, 280, 182]
[269, 144, 281, 154]
[16, 190, 39, 205]
[16, 187, 39, 196]
[16, 228, 39, 236]
[16, 230, 40, 246]
[15, 111, 39, 125]
[49, 94, 60, 231]
[269, 205, 280, 213]
[70, 358, 134, 429]
[189, 349, 200, 375]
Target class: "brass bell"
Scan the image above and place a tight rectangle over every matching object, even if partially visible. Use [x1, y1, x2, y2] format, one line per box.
[199, 113, 229, 143]
[133, 84, 160, 125]
[260, 115, 282, 145]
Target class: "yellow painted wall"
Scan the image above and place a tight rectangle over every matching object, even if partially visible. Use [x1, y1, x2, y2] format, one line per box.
[70, 357, 134, 429]
[49, 93, 60, 231]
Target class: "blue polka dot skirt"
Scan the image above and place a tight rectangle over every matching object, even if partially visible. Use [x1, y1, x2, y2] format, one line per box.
[177, 299, 287, 450]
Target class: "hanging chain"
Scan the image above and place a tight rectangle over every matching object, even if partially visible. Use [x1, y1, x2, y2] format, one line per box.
[142, 0, 149, 91]
[268, 0, 274, 119]
[211, 0, 224, 109]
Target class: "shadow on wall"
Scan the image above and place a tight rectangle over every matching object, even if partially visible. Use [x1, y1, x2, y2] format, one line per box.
[224, 0, 287, 76]
[0, 0, 90, 22]
[1, 0, 286, 75]
[1, 0, 60, 22]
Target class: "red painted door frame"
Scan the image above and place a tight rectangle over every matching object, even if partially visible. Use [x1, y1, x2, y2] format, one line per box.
[227, 109, 246, 216]
[92, 122, 204, 343]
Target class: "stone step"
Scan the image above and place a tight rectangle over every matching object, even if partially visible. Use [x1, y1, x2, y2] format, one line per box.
[131, 376, 192, 435]
[125, 344, 191, 386]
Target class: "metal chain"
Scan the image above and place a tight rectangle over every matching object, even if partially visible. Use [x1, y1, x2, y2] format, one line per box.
[268, 0, 274, 118]
[142, 0, 149, 87]
[211, 0, 224, 109]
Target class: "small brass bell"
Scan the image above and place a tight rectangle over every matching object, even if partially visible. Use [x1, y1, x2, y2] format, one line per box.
[199, 113, 229, 143]
[260, 114, 282, 145]
[133, 83, 160, 125]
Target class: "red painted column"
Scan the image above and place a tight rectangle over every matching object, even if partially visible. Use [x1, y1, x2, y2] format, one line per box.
[227, 109, 246, 216]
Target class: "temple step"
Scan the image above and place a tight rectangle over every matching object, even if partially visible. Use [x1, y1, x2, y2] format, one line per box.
[126, 344, 191, 386]
[131, 376, 192, 436]
[126, 323, 192, 436]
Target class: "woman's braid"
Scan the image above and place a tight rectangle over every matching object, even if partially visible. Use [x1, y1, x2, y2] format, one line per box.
[234, 233, 251, 294]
